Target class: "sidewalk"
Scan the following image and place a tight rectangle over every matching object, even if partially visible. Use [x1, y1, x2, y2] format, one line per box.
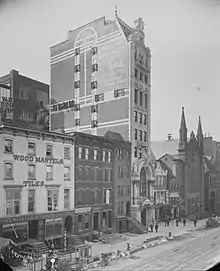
[90, 218, 206, 256]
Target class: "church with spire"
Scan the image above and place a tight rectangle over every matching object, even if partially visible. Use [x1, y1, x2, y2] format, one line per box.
[176, 107, 205, 218]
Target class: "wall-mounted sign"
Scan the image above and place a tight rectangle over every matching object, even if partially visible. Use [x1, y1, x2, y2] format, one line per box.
[23, 180, 44, 187]
[14, 155, 64, 164]
[75, 207, 91, 214]
[51, 99, 75, 112]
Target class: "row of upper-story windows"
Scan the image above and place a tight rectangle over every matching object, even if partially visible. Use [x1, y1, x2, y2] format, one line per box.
[118, 166, 130, 179]
[76, 188, 112, 205]
[134, 111, 147, 125]
[134, 88, 148, 107]
[4, 163, 71, 181]
[4, 139, 71, 159]
[76, 166, 113, 182]
[134, 129, 147, 142]
[117, 185, 130, 196]
[134, 68, 149, 84]
[77, 146, 112, 162]
[4, 188, 71, 216]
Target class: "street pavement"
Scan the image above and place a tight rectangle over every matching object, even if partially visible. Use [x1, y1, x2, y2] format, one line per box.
[91, 218, 206, 256]
[92, 227, 220, 271]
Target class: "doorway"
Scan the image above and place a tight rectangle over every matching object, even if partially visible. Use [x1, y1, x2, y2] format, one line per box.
[28, 220, 38, 240]
[65, 216, 73, 234]
[93, 212, 99, 231]
[119, 221, 123, 233]
[141, 209, 146, 226]
[126, 201, 131, 217]
[108, 211, 112, 228]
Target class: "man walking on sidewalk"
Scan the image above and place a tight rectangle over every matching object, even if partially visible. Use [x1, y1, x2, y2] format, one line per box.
[183, 219, 186, 226]
[194, 219, 197, 227]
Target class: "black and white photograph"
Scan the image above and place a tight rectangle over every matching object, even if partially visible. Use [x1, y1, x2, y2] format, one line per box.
[0, 0, 220, 270]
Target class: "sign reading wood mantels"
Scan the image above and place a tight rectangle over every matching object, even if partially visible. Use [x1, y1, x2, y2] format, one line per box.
[13, 155, 64, 164]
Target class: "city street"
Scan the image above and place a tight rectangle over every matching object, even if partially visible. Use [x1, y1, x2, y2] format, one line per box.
[93, 227, 220, 271]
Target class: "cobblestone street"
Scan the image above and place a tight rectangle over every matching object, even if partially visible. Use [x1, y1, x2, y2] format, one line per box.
[93, 227, 220, 271]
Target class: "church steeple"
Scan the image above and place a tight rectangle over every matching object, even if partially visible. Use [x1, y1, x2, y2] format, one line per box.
[179, 107, 187, 152]
[196, 116, 203, 151]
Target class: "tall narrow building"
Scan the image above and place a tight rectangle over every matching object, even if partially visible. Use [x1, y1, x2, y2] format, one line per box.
[50, 14, 155, 227]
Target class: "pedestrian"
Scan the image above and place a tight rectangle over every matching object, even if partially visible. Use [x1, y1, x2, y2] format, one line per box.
[167, 218, 170, 226]
[155, 223, 159, 233]
[127, 243, 130, 251]
[164, 219, 167, 227]
[176, 219, 179, 227]
[194, 219, 197, 227]
[150, 224, 153, 232]
[183, 219, 186, 227]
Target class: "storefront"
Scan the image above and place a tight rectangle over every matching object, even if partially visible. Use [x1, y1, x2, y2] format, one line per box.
[0, 211, 74, 244]
[74, 207, 92, 240]
[115, 216, 127, 233]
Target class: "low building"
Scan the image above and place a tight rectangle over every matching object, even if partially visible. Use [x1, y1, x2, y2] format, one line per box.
[0, 124, 74, 245]
[0, 69, 49, 131]
[104, 131, 131, 233]
[74, 132, 115, 240]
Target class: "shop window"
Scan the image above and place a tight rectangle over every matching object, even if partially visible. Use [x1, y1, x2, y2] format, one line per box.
[46, 165, 53, 180]
[47, 190, 58, 211]
[4, 162, 13, 179]
[4, 139, 13, 153]
[28, 190, 35, 212]
[64, 147, 70, 159]
[28, 164, 36, 179]
[46, 145, 53, 158]
[28, 142, 36, 155]
[5, 189, 21, 215]
[2, 223, 27, 243]
[64, 166, 70, 181]
[64, 189, 70, 210]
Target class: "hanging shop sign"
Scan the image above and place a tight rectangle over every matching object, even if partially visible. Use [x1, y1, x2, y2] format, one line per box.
[13, 154, 64, 164]
[51, 99, 75, 112]
[23, 180, 45, 187]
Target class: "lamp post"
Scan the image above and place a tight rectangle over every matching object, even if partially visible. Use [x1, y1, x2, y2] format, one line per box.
[64, 229, 67, 252]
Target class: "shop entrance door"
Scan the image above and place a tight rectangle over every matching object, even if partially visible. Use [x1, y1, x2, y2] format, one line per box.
[29, 220, 39, 240]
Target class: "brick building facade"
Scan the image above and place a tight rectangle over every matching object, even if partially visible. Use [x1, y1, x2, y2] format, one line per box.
[0, 69, 49, 131]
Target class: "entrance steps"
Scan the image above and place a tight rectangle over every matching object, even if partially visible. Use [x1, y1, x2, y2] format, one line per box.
[127, 217, 148, 234]
[67, 235, 84, 249]
[98, 233, 127, 244]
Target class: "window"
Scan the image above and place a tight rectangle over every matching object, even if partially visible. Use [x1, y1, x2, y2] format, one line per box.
[102, 150, 106, 162]
[78, 214, 82, 223]
[75, 118, 80, 126]
[85, 148, 89, 160]
[47, 190, 58, 211]
[85, 214, 90, 229]
[139, 130, 143, 141]
[64, 189, 70, 210]
[46, 145, 53, 158]
[75, 47, 80, 55]
[134, 147, 137, 158]
[94, 149, 98, 160]
[6, 190, 21, 215]
[144, 131, 147, 142]
[140, 91, 143, 106]
[28, 164, 36, 179]
[28, 142, 36, 155]
[134, 88, 138, 104]
[144, 114, 147, 125]
[94, 168, 98, 181]
[108, 170, 112, 182]
[139, 148, 142, 158]
[134, 111, 138, 122]
[91, 81, 98, 89]
[46, 165, 53, 180]
[64, 147, 70, 159]
[4, 163, 13, 179]
[78, 146, 83, 159]
[64, 166, 70, 181]
[134, 69, 138, 78]
[140, 72, 143, 81]
[94, 189, 98, 200]
[139, 112, 142, 124]
[134, 129, 137, 140]
[104, 189, 111, 204]
[145, 94, 148, 108]
[103, 169, 108, 182]
[108, 151, 111, 162]
[4, 139, 13, 153]
[28, 190, 35, 212]
[144, 75, 148, 84]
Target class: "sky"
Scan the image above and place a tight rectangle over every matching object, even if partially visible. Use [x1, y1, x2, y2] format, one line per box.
[0, 0, 220, 141]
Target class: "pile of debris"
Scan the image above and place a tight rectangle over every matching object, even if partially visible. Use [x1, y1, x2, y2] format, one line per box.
[206, 216, 220, 228]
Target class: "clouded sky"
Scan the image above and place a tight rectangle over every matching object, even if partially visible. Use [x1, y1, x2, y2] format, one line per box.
[0, 0, 220, 140]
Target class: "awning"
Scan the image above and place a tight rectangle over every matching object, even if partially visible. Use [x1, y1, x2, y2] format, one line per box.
[0, 237, 15, 249]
